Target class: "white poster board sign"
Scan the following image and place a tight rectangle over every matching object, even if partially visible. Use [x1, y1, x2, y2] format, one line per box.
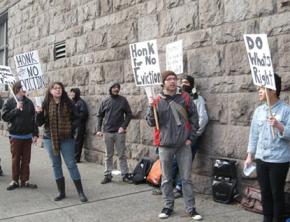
[129, 39, 161, 86]
[14, 50, 45, 91]
[0, 65, 16, 85]
[166, 40, 183, 74]
[243, 34, 276, 90]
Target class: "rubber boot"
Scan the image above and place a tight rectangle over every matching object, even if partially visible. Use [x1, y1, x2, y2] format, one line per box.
[54, 177, 66, 201]
[73, 179, 88, 202]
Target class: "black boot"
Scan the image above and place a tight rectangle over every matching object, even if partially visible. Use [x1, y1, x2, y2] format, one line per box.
[73, 179, 88, 202]
[54, 177, 66, 201]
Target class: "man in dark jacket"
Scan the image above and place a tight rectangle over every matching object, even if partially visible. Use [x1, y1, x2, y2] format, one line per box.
[70, 88, 89, 163]
[146, 71, 202, 220]
[2, 81, 38, 190]
[96, 81, 132, 184]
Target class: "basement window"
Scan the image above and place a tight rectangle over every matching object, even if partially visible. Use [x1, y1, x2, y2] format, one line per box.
[54, 41, 66, 60]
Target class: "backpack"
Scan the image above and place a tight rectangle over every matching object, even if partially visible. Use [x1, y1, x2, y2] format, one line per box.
[146, 159, 162, 186]
[131, 157, 153, 184]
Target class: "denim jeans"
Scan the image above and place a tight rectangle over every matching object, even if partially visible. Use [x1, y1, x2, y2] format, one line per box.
[159, 144, 195, 212]
[173, 137, 200, 188]
[44, 138, 81, 180]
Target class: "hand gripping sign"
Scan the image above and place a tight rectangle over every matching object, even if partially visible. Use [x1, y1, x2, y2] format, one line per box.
[14, 50, 45, 92]
[244, 34, 276, 137]
[129, 40, 161, 129]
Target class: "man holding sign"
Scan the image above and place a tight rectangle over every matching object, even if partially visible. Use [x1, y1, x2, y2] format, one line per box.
[244, 34, 290, 222]
[146, 71, 201, 220]
[2, 81, 38, 190]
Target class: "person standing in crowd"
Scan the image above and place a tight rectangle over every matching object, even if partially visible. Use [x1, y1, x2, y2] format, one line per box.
[35, 82, 88, 202]
[245, 74, 290, 222]
[96, 81, 133, 184]
[70, 88, 89, 163]
[146, 71, 202, 220]
[173, 75, 209, 198]
[2, 81, 38, 190]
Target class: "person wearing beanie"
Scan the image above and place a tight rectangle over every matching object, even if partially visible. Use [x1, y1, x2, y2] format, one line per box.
[146, 71, 202, 220]
[70, 88, 89, 163]
[96, 81, 133, 184]
[173, 75, 209, 198]
[245, 74, 290, 222]
[2, 81, 39, 190]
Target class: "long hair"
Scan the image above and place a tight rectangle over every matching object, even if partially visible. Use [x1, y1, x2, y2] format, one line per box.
[43, 82, 74, 112]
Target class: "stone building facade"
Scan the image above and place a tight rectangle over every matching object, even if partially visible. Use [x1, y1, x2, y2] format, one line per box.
[0, 0, 289, 193]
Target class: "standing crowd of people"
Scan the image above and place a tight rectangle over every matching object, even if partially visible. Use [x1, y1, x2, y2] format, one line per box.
[0, 71, 289, 222]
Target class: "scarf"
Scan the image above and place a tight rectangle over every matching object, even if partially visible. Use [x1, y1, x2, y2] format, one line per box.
[48, 100, 72, 155]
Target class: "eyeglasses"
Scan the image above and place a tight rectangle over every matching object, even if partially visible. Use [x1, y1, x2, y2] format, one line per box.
[165, 77, 177, 82]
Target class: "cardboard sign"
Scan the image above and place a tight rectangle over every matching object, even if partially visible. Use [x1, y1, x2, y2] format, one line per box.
[0, 65, 16, 85]
[14, 50, 45, 91]
[244, 34, 276, 90]
[166, 40, 183, 74]
[129, 39, 161, 86]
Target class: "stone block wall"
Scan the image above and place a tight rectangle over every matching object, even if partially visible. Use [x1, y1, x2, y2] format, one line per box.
[1, 0, 290, 193]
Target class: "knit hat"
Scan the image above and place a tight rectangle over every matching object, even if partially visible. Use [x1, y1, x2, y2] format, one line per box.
[182, 75, 195, 89]
[12, 81, 22, 94]
[161, 71, 177, 84]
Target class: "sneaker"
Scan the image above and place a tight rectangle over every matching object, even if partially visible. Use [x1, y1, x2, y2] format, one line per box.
[122, 174, 133, 184]
[101, 175, 112, 184]
[158, 208, 173, 219]
[21, 181, 38, 189]
[7, 181, 19, 191]
[173, 188, 183, 199]
[189, 208, 202, 221]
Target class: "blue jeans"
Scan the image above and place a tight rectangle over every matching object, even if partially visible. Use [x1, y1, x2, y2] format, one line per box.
[44, 138, 81, 180]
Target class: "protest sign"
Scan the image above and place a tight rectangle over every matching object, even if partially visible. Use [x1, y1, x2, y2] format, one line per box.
[129, 39, 161, 86]
[14, 50, 45, 92]
[0, 65, 16, 85]
[243, 34, 276, 90]
[166, 40, 183, 74]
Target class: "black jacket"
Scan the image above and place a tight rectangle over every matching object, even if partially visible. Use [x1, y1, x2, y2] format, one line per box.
[72, 88, 89, 122]
[2, 97, 38, 136]
[96, 95, 132, 133]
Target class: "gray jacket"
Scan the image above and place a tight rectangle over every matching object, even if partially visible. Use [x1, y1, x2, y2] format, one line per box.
[146, 91, 199, 147]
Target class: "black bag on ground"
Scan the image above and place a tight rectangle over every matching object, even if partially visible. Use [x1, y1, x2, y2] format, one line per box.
[131, 157, 153, 184]
[212, 159, 238, 204]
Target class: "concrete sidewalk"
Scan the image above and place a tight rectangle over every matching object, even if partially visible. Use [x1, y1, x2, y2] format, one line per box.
[0, 136, 262, 222]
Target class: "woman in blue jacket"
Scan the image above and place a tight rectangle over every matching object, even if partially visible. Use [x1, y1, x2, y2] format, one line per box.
[245, 74, 290, 222]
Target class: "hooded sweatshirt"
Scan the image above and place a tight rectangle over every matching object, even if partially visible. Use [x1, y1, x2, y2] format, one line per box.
[71, 88, 89, 121]
[96, 81, 132, 133]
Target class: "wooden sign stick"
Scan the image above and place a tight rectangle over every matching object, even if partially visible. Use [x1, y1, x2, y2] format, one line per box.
[265, 88, 275, 139]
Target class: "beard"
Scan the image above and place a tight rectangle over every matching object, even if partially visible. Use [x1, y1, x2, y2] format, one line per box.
[181, 85, 192, 93]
